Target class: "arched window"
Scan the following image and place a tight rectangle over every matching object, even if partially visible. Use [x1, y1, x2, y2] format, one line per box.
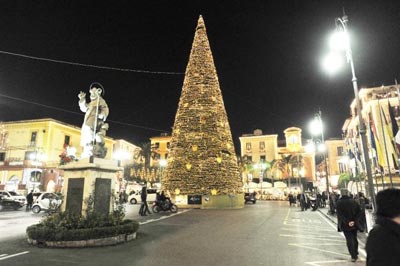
[30, 171, 41, 183]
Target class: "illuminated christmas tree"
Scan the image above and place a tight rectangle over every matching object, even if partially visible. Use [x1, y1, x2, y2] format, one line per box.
[163, 16, 243, 197]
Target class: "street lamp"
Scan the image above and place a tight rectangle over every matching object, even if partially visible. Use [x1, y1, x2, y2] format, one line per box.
[309, 112, 330, 202]
[323, 13, 376, 210]
[256, 162, 267, 199]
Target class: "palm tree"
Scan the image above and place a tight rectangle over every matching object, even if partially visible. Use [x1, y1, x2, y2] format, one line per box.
[132, 142, 160, 184]
[238, 156, 254, 191]
[271, 158, 288, 180]
[266, 159, 276, 186]
[271, 155, 293, 187]
[134, 142, 157, 168]
[338, 173, 351, 189]
[289, 154, 304, 190]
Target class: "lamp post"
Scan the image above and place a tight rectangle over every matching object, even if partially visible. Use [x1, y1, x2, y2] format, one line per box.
[323, 14, 376, 210]
[257, 162, 267, 199]
[309, 111, 330, 206]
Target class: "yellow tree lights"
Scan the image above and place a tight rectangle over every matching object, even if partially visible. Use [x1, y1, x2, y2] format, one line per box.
[162, 16, 243, 196]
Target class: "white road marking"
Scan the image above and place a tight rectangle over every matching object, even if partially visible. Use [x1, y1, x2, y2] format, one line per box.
[139, 209, 190, 225]
[289, 243, 348, 257]
[281, 227, 342, 236]
[0, 251, 29, 261]
[283, 208, 290, 224]
[282, 210, 367, 265]
[316, 212, 337, 230]
[305, 259, 365, 266]
[280, 234, 344, 242]
[283, 223, 334, 231]
[317, 211, 367, 258]
[288, 242, 343, 246]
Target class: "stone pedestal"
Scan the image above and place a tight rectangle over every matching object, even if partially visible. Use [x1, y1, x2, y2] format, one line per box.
[59, 157, 122, 216]
[174, 193, 244, 209]
[201, 194, 244, 209]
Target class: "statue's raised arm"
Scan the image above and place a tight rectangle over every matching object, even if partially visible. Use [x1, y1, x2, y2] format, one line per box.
[78, 82, 109, 159]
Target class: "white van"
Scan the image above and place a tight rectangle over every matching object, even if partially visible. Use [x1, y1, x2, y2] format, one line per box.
[128, 188, 158, 204]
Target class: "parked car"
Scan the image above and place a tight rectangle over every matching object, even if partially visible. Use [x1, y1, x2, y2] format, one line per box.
[128, 188, 158, 204]
[0, 195, 24, 211]
[244, 192, 257, 204]
[31, 192, 62, 214]
[0, 190, 26, 205]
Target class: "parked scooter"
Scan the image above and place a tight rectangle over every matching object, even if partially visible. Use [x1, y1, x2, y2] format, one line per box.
[152, 200, 178, 213]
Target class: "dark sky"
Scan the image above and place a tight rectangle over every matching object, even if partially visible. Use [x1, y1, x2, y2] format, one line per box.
[1, 1, 400, 152]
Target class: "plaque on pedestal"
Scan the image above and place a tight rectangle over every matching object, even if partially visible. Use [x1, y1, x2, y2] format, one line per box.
[60, 157, 122, 216]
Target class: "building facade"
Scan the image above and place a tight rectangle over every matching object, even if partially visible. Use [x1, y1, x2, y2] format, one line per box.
[316, 138, 347, 190]
[0, 118, 120, 193]
[113, 139, 140, 166]
[343, 84, 400, 189]
[150, 133, 171, 167]
[239, 128, 316, 194]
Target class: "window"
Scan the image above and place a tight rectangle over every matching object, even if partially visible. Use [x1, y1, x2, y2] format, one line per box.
[246, 143, 252, 151]
[154, 142, 160, 149]
[30, 171, 41, 182]
[260, 155, 266, 162]
[167, 142, 170, 149]
[289, 135, 298, 144]
[30, 132, 37, 145]
[0, 152, 5, 161]
[259, 141, 265, 151]
[165, 153, 168, 159]
[247, 156, 252, 162]
[64, 135, 71, 146]
[337, 146, 344, 156]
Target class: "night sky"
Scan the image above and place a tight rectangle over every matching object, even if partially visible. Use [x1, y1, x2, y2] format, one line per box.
[1, 1, 400, 152]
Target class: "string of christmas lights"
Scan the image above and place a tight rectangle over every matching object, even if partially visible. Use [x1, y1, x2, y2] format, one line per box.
[0, 49, 184, 75]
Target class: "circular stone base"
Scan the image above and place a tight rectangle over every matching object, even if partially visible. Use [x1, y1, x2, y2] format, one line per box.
[201, 194, 244, 209]
[27, 232, 137, 248]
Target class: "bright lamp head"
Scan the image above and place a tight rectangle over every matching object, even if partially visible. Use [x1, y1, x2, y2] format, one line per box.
[309, 117, 323, 136]
[322, 52, 344, 74]
[329, 30, 349, 51]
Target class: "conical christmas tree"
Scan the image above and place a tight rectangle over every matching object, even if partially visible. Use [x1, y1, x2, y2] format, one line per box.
[163, 16, 243, 199]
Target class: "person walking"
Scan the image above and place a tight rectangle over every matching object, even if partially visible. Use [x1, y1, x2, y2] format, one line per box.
[138, 186, 151, 216]
[336, 188, 363, 262]
[26, 190, 33, 211]
[366, 188, 400, 266]
[299, 193, 306, 211]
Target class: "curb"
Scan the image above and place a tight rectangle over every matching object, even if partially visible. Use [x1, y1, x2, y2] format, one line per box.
[27, 232, 137, 248]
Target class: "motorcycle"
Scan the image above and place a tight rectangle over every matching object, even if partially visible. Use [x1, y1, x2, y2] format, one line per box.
[309, 196, 318, 211]
[152, 200, 178, 213]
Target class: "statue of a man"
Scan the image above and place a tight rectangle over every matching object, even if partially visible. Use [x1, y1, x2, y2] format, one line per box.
[78, 82, 109, 158]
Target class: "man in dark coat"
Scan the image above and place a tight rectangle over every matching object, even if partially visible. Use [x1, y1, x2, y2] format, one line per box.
[366, 188, 400, 266]
[26, 190, 33, 211]
[138, 186, 151, 216]
[336, 188, 363, 262]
